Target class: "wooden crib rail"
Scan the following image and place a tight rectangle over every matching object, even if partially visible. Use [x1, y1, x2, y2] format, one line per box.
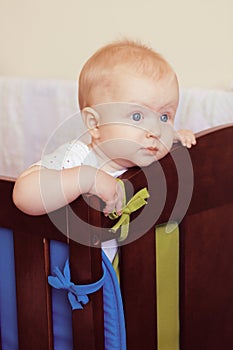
[0, 124, 232, 350]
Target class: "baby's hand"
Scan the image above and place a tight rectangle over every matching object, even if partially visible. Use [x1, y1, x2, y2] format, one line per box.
[175, 129, 196, 148]
[89, 169, 125, 216]
[102, 180, 125, 217]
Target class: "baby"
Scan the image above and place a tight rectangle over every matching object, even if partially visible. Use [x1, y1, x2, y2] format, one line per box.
[13, 39, 196, 225]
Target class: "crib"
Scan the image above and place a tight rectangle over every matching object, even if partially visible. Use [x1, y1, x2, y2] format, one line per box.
[0, 77, 233, 349]
[0, 124, 232, 350]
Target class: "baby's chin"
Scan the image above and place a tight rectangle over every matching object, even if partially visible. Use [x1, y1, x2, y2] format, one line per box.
[135, 153, 169, 167]
[114, 153, 165, 169]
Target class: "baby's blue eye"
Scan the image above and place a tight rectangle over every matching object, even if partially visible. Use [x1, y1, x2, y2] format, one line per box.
[131, 112, 142, 122]
[160, 114, 168, 122]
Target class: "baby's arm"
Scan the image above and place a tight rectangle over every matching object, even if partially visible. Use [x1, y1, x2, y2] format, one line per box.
[174, 129, 196, 148]
[13, 165, 124, 216]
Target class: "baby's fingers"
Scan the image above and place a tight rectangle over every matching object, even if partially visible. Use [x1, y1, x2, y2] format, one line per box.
[176, 130, 196, 148]
[183, 136, 196, 148]
[103, 198, 118, 216]
[103, 196, 122, 217]
[103, 183, 125, 217]
[114, 180, 125, 215]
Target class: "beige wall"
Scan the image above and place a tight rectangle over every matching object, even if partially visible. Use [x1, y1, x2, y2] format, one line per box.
[0, 0, 232, 89]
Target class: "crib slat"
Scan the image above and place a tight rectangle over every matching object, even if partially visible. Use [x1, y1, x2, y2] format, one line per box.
[70, 242, 104, 349]
[69, 195, 105, 350]
[179, 203, 233, 350]
[13, 230, 53, 350]
[120, 228, 158, 349]
[44, 238, 54, 350]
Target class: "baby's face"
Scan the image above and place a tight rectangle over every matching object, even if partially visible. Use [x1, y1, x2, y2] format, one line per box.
[89, 72, 179, 171]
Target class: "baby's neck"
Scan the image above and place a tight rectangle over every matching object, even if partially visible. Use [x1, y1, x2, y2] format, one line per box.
[88, 143, 128, 174]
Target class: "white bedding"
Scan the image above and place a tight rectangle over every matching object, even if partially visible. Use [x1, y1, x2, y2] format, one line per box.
[175, 88, 233, 132]
[0, 77, 233, 178]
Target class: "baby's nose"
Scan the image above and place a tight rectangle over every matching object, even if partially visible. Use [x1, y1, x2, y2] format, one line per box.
[146, 119, 161, 138]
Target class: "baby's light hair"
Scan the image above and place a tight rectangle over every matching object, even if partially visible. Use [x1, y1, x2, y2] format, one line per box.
[78, 39, 174, 109]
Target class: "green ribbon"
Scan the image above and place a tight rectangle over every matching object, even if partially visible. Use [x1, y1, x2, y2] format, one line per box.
[108, 180, 150, 242]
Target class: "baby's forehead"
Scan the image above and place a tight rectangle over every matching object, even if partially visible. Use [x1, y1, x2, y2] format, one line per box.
[86, 67, 178, 113]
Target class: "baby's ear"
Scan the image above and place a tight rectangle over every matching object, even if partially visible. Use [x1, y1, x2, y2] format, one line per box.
[82, 107, 100, 139]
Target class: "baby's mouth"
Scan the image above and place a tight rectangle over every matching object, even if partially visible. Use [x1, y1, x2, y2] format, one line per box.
[146, 146, 159, 152]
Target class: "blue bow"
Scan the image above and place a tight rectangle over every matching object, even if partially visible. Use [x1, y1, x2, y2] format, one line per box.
[48, 259, 106, 310]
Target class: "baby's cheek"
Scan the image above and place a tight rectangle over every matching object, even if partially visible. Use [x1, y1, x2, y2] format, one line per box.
[161, 132, 174, 152]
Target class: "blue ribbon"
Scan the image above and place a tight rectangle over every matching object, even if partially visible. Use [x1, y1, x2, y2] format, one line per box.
[48, 259, 106, 310]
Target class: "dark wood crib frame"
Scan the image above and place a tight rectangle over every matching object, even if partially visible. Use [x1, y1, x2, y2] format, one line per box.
[0, 125, 232, 350]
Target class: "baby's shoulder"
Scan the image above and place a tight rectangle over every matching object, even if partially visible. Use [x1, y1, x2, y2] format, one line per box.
[39, 139, 90, 170]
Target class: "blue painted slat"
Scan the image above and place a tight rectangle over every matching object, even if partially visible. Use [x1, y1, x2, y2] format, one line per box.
[0, 228, 18, 350]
